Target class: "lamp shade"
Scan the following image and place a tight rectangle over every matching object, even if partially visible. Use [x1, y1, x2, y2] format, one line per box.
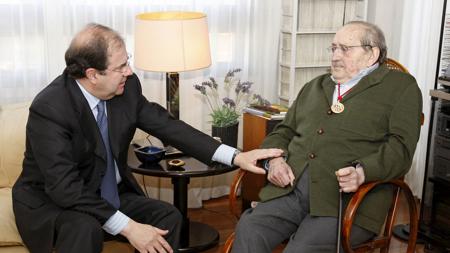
[134, 11, 211, 72]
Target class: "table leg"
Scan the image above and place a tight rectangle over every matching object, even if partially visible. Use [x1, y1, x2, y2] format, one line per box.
[171, 177, 219, 252]
[172, 177, 190, 246]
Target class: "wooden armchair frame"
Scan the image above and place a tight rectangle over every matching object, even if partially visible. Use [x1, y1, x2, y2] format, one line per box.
[342, 179, 418, 253]
[223, 171, 419, 253]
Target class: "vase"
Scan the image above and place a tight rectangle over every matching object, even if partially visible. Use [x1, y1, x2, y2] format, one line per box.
[212, 122, 238, 148]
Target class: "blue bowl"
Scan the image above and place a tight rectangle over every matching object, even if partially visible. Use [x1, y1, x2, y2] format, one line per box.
[134, 146, 166, 164]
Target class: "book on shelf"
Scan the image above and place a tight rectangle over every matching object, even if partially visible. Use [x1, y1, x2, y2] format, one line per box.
[243, 104, 288, 120]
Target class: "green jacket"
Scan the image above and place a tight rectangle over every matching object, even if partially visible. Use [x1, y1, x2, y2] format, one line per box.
[259, 65, 422, 233]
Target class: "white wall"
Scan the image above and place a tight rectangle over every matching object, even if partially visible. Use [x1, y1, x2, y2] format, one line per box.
[367, 0, 445, 197]
[367, 0, 405, 59]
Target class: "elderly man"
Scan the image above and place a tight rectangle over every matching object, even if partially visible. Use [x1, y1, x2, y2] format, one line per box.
[12, 23, 283, 253]
[231, 21, 422, 252]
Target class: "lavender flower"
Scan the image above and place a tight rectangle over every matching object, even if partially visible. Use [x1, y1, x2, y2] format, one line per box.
[240, 81, 253, 94]
[224, 68, 241, 83]
[202, 81, 212, 88]
[193, 68, 269, 127]
[253, 94, 271, 106]
[209, 77, 218, 89]
[223, 97, 236, 108]
[194, 84, 206, 95]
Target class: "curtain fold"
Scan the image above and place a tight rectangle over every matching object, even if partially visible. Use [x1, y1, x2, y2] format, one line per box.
[1, 0, 281, 208]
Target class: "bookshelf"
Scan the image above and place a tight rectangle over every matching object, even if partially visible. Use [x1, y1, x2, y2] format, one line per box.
[279, 0, 368, 106]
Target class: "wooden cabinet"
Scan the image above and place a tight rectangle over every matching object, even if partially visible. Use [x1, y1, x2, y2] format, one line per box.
[241, 113, 282, 210]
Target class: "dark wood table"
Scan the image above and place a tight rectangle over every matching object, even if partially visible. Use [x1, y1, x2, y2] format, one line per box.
[128, 149, 237, 252]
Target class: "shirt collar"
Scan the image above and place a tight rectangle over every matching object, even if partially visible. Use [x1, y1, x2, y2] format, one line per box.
[331, 63, 379, 87]
[76, 80, 100, 111]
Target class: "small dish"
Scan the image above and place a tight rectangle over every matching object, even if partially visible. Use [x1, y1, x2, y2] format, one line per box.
[134, 145, 166, 164]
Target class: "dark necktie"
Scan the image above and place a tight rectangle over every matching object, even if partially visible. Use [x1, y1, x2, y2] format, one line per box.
[96, 101, 120, 208]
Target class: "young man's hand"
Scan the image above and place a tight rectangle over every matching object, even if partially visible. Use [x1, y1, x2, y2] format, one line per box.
[233, 148, 284, 174]
[121, 219, 173, 253]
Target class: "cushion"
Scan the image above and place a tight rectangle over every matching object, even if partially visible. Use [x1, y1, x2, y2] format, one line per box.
[0, 102, 30, 188]
[0, 188, 23, 246]
[0, 188, 135, 250]
[0, 246, 29, 253]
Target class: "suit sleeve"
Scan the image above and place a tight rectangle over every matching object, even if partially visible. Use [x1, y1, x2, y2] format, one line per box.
[357, 82, 422, 182]
[130, 77, 221, 165]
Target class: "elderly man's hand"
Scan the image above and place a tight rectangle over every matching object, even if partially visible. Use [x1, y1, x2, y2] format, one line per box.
[267, 157, 295, 188]
[335, 166, 365, 192]
[233, 148, 284, 174]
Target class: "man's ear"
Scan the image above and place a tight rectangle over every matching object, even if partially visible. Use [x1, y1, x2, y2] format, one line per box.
[85, 68, 98, 83]
[368, 47, 380, 66]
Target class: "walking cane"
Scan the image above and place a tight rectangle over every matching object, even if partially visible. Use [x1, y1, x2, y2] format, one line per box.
[336, 189, 343, 253]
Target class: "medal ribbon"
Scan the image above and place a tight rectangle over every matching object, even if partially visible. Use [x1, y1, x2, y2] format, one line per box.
[337, 83, 352, 102]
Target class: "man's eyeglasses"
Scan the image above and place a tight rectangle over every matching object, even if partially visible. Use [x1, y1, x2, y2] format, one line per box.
[106, 54, 132, 74]
[327, 45, 372, 54]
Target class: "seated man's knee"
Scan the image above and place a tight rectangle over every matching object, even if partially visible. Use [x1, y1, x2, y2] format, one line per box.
[235, 210, 259, 235]
[55, 211, 104, 251]
[64, 214, 102, 237]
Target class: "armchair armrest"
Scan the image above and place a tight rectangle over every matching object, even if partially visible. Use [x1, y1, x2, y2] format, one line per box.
[229, 169, 247, 219]
[341, 179, 419, 253]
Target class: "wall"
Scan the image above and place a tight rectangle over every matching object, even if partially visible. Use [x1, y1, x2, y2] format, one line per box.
[366, 0, 405, 59]
[367, 0, 445, 197]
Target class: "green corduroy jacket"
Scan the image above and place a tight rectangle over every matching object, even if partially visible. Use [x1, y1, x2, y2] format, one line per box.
[259, 65, 422, 233]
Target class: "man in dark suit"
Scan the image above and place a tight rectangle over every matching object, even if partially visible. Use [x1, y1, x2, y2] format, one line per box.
[12, 23, 282, 253]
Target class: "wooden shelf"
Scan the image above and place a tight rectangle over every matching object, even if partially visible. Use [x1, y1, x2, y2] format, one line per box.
[430, 89, 450, 101]
[437, 78, 450, 87]
[278, 0, 367, 106]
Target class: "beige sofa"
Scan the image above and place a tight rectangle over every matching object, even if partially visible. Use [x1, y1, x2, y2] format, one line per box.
[0, 102, 134, 253]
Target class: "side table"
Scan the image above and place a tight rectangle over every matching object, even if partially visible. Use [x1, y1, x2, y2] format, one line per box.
[128, 149, 237, 252]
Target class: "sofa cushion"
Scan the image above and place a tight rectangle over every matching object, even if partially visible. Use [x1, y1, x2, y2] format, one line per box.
[0, 188, 23, 246]
[0, 102, 30, 188]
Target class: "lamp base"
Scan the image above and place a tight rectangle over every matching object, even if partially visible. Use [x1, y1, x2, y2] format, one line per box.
[166, 72, 179, 119]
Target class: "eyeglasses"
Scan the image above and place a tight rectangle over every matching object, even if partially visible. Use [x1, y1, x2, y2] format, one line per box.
[327, 45, 372, 54]
[105, 53, 132, 74]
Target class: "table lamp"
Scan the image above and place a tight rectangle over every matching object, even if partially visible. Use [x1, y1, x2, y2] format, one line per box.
[134, 11, 212, 119]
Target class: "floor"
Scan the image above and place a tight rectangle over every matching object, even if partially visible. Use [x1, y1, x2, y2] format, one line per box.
[188, 194, 428, 253]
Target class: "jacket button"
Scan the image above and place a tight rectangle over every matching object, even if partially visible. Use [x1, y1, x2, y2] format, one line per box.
[308, 153, 316, 159]
[317, 128, 324, 135]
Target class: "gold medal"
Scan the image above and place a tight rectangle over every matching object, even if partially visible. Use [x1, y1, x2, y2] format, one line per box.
[331, 101, 345, 114]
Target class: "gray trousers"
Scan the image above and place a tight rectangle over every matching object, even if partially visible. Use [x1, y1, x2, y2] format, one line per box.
[231, 169, 375, 253]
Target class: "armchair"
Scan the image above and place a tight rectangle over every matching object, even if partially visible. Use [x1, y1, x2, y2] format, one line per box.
[222, 58, 420, 253]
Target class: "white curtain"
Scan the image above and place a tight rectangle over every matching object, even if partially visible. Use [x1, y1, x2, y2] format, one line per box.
[397, 0, 445, 198]
[0, 0, 281, 207]
[367, 0, 445, 197]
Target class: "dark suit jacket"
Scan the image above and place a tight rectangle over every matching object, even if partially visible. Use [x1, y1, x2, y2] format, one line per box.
[12, 73, 221, 253]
